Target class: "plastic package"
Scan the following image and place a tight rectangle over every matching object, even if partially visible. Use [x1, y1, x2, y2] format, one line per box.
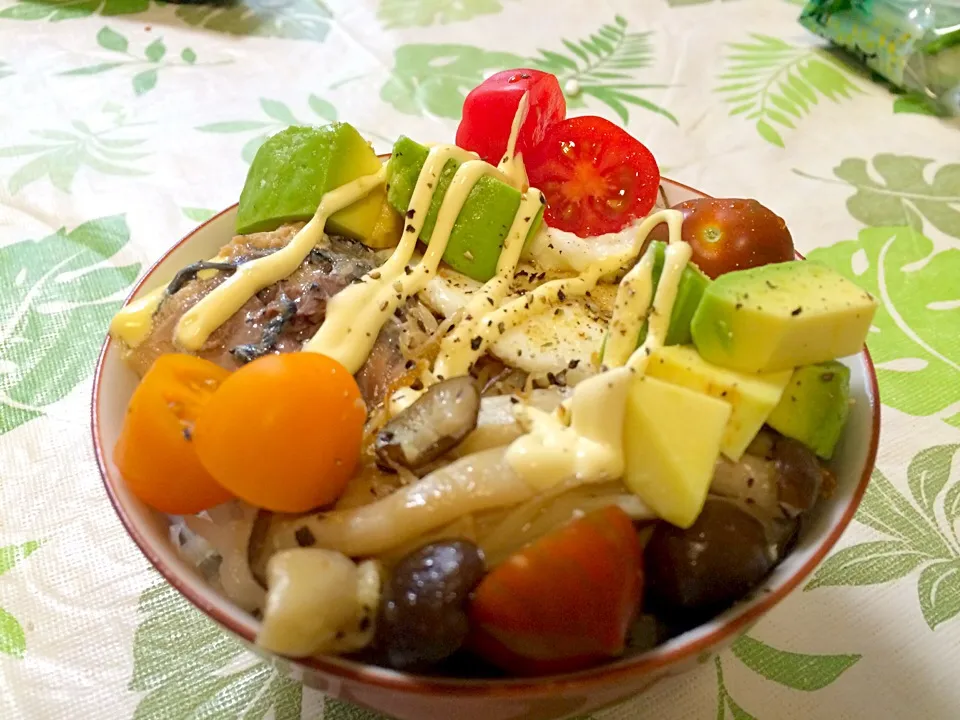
[799, 0, 960, 115]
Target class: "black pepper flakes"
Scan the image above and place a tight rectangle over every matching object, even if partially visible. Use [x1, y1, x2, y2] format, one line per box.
[294, 527, 316, 547]
[791, 307, 803, 316]
[404, 266, 413, 275]
[405, 224, 416, 233]
[557, 289, 566, 302]
[182, 427, 192, 442]
[406, 208, 416, 219]
[568, 359, 580, 369]
[471, 337, 482, 350]
[497, 322, 505, 334]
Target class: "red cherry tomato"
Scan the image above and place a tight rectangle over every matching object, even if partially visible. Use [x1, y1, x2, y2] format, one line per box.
[526, 116, 661, 238]
[648, 198, 795, 279]
[456, 69, 566, 167]
[467, 506, 643, 676]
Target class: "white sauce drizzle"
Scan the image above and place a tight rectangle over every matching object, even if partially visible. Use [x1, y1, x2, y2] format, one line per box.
[174, 167, 388, 351]
[504, 209, 688, 490]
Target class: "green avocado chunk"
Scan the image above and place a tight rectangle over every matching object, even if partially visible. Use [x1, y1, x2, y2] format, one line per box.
[385, 136, 543, 283]
[236, 123, 385, 239]
[599, 241, 711, 362]
[766, 361, 851, 459]
[690, 260, 878, 373]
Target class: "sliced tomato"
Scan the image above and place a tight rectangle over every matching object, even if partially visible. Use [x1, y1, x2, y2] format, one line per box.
[113, 354, 233, 515]
[456, 69, 566, 167]
[467, 506, 643, 676]
[193, 352, 366, 513]
[526, 116, 660, 238]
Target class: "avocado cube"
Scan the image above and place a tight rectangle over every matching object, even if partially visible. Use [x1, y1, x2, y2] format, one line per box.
[385, 136, 543, 282]
[767, 361, 851, 459]
[646, 345, 792, 460]
[236, 123, 386, 242]
[623, 375, 731, 528]
[691, 260, 878, 373]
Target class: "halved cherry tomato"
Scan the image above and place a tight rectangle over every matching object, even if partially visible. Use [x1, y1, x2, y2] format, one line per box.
[193, 352, 366, 513]
[467, 506, 643, 676]
[648, 198, 795, 279]
[113, 354, 233, 515]
[526, 116, 660, 238]
[456, 69, 566, 167]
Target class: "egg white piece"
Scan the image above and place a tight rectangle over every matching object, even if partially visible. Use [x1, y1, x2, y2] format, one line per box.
[522, 220, 645, 277]
[419, 267, 606, 381]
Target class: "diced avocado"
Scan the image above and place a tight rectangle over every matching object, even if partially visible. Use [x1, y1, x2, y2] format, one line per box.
[691, 260, 878, 373]
[646, 345, 792, 460]
[366, 198, 404, 249]
[385, 136, 543, 282]
[767, 361, 851, 459]
[236, 123, 386, 242]
[623, 374, 732, 529]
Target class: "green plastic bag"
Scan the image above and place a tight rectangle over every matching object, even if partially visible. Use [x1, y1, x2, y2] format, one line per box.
[799, 0, 960, 114]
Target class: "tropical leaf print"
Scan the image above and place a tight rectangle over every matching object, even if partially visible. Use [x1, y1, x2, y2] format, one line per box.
[0, 216, 140, 435]
[716, 33, 861, 147]
[377, 0, 504, 28]
[182, 207, 217, 223]
[808, 226, 960, 427]
[381, 15, 675, 124]
[197, 96, 393, 163]
[381, 44, 526, 119]
[173, 0, 332, 42]
[0, 111, 150, 194]
[529, 15, 676, 124]
[0, 0, 148, 21]
[324, 698, 389, 719]
[807, 445, 960, 630]
[0, 541, 41, 658]
[795, 154, 960, 241]
[715, 635, 860, 718]
[130, 581, 302, 719]
[0, 0, 330, 41]
[59, 26, 220, 96]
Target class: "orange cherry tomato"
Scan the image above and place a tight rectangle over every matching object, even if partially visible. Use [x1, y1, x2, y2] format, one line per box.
[192, 352, 366, 513]
[114, 354, 233, 515]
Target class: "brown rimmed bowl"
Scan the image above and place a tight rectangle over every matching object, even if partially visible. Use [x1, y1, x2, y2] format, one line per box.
[91, 177, 880, 720]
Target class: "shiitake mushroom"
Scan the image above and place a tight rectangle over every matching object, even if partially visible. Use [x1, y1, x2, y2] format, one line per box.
[644, 497, 777, 617]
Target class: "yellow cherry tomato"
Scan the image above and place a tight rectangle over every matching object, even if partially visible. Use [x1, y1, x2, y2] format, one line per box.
[114, 354, 233, 514]
[192, 352, 366, 513]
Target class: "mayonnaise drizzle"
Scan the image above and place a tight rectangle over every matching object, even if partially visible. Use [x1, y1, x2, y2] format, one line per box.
[504, 209, 689, 489]
[496, 91, 529, 190]
[303, 145, 513, 372]
[174, 167, 387, 351]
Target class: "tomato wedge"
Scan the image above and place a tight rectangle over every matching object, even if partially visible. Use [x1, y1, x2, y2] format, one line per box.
[456, 69, 566, 167]
[114, 354, 233, 515]
[193, 353, 366, 513]
[467, 506, 643, 676]
[526, 116, 660, 238]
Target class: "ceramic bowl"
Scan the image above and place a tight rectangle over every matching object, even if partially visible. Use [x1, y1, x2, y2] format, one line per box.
[91, 177, 880, 720]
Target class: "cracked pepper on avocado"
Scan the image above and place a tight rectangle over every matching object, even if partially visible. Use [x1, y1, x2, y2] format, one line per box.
[108, 69, 878, 676]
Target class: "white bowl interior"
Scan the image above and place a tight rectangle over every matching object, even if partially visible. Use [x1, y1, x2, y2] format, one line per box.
[94, 179, 877, 675]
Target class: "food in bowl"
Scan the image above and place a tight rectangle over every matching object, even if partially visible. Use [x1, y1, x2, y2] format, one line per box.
[105, 69, 878, 678]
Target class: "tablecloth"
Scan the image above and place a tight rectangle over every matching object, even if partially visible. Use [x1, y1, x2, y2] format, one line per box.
[0, 0, 958, 717]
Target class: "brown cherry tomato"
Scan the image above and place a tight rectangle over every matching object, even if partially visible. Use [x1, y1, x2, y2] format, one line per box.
[649, 198, 795, 279]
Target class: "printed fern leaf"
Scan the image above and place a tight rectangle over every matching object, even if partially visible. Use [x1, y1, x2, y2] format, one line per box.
[716, 33, 861, 147]
[529, 15, 676, 125]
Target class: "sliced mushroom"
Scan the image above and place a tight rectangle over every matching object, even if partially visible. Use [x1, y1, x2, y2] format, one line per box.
[256, 548, 381, 657]
[262, 448, 533, 558]
[375, 376, 480, 470]
[773, 436, 822, 518]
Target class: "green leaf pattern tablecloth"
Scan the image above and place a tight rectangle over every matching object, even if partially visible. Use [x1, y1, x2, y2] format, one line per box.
[0, 0, 958, 717]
